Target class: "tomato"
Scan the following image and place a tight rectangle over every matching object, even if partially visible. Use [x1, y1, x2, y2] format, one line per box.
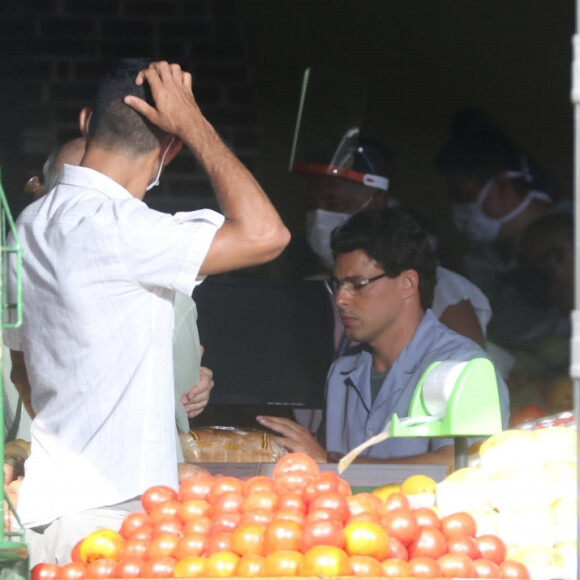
[230, 522, 266, 556]
[447, 533, 481, 559]
[473, 558, 502, 578]
[262, 519, 303, 554]
[235, 554, 266, 577]
[498, 560, 531, 579]
[475, 534, 507, 564]
[414, 507, 442, 529]
[278, 491, 307, 513]
[120, 512, 151, 539]
[383, 491, 410, 511]
[80, 529, 125, 563]
[308, 491, 350, 523]
[239, 508, 275, 526]
[272, 509, 306, 527]
[349, 555, 385, 576]
[121, 539, 149, 560]
[175, 533, 207, 559]
[300, 545, 351, 576]
[179, 499, 211, 522]
[274, 471, 315, 494]
[346, 493, 386, 518]
[178, 473, 215, 502]
[408, 556, 442, 578]
[141, 556, 176, 578]
[204, 551, 240, 577]
[209, 512, 242, 535]
[304, 507, 338, 524]
[32, 564, 61, 580]
[241, 489, 279, 512]
[408, 527, 447, 560]
[151, 518, 183, 537]
[438, 553, 476, 578]
[149, 500, 182, 523]
[112, 558, 145, 579]
[264, 550, 304, 576]
[386, 537, 409, 561]
[57, 562, 86, 580]
[301, 519, 345, 552]
[127, 525, 153, 541]
[347, 512, 382, 525]
[204, 532, 233, 555]
[243, 475, 276, 495]
[273, 452, 320, 479]
[208, 476, 244, 503]
[441, 511, 477, 539]
[210, 491, 245, 515]
[85, 559, 117, 579]
[70, 540, 83, 563]
[382, 507, 420, 546]
[183, 516, 211, 537]
[141, 485, 178, 514]
[304, 471, 351, 503]
[381, 558, 411, 578]
[343, 520, 389, 560]
[147, 532, 180, 559]
[173, 556, 208, 578]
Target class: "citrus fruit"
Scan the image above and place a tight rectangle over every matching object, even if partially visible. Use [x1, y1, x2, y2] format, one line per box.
[400, 474, 436, 495]
[371, 483, 401, 501]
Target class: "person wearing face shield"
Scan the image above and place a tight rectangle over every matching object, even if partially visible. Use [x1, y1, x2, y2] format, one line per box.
[435, 108, 570, 352]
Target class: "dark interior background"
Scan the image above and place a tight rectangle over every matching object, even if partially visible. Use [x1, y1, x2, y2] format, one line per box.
[1, 0, 575, 278]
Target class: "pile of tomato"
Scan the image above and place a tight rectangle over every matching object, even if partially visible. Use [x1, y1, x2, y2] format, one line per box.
[32, 452, 530, 578]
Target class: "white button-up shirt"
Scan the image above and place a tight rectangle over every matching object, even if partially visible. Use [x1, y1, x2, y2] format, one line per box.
[4, 165, 224, 527]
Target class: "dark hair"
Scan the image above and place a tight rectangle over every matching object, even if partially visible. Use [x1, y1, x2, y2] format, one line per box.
[330, 208, 437, 310]
[435, 108, 559, 200]
[89, 58, 168, 155]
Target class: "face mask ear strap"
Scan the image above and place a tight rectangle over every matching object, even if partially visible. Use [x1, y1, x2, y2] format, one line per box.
[146, 137, 176, 192]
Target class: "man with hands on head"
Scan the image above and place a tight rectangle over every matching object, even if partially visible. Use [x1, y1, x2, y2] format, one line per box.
[5, 58, 289, 565]
[257, 208, 508, 466]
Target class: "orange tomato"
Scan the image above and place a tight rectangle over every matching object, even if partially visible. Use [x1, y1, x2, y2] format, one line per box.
[210, 491, 245, 515]
[174, 533, 207, 559]
[349, 555, 385, 577]
[347, 492, 386, 518]
[178, 473, 215, 502]
[149, 499, 182, 523]
[121, 539, 149, 560]
[263, 519, 303, 554]
[272, 509, 306, 528]
[173, 556, 208, 578]
[235, 554, 266, 577]
[204, 551, 240, 577]
[382, 557, 411, 577]
[183, 516, 211, 537]
[179, 499, 211, 522]
[343, 520, 390, 560]
[85, 558, 117, 579]
[264, 550, 304, 576]
[308, 491, 351, 523]
[278, 491, 307, 513]
[239, 508, 275, 526]
[147, 532, 180, 559]
[242, 475, 276, 496]
[141, 556, 177, 578]
[209, 476, 244, 503]
[230, 522, 266, 556]
[300, 545, 351, 576]
[242, 489, 279, 512]
[119, 512, 151, 539]
[79, 528, 125, 563]
[57, 562, 87, 580]
[111, 557, 144, 579]
[408, 556, 442, 577]
[204, 532, 233, 556]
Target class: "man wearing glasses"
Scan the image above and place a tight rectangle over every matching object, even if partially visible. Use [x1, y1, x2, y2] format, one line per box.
[257, 208, 509, 466]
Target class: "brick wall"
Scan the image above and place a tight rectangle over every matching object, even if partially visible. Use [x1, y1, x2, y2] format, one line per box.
[0, 0, 260, 217]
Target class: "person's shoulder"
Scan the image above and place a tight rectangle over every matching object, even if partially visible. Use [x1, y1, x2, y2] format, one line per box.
[426, 311, 488, 358]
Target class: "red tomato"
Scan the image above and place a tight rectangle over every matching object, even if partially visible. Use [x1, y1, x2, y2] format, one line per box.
[384, 491, 410, 511]
[262, 519, 303, 554]
[408, 527, 447, 560]
[112, 558, 145, 579]
[239, 508, 275, 526]
[272, 509, 306, 527]
[80, 529, 125, 563]
[149, 500, 182, 524]
[210, 490, 245, 515]
[70, 540, 83, 563]
[408, 556, 442, 578]
[141, 556, 177, 578]
[381, 558, 411, 578]
[386, 537, 409, 561]
[235, 554, 267, 577]
[141, 485, 178, 514]
[173, 556, 208, 578]
[127, 525, 153, 542]
[147, 532, 180, 559]
[308, 491, 350, 523]
[347, 512, 382, 525]
[300, 545, 351, 576]
[305, 507, 338, 524]
[121, 539, 149, 560]
[208, 476, 244, 503]
[278, 491, 307, 513]
[120, 512, 151, 539]
[183, 516, 211, 537]
[414, 507, 442, 529]
[437, 552, 477, 578]
[382, 507, 420, 546]
[178, 473, 215, 502]
[447, 533, 481, 559]
[473, 558, 502, 578]
[304, 471, 350, 503]
[346, 493, 386, 518]
[475, 534, 507, 564]
[349, 555, 385, 577]
[273, 452, 320, 479]
[242, 475, 276, 496]
[57, 563, 86, 580]
[151, 518, 183, 537]
[274, 471, 315, 494]
[204, 551, 240, 577]
[241, 489, 279, 512]
[343, 520, 390, 560]
[209, 512, 242, 535]
[498, 560, 531, 579]
[264, 550, 304, 576]
[179, 499, 211, 522]
[174, 533, 207, 559]
[301, 518, 346, 552]
[204, 532, 233, 555]
[85, 559, 117, 579]
[441, 511, 477, 539]
[230, 522, 266, 556]
[32, 564, 61, 580]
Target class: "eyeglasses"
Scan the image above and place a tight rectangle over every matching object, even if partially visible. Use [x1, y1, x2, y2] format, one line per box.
[325, 273, 389, 296]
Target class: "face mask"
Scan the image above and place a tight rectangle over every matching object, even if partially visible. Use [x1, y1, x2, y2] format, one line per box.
[305, 209, 350, 270]
[452, 177, 552, 243]
[146, 137, 175, 192]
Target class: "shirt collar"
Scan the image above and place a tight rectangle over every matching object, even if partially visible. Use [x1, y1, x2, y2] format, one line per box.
[60, 164, 134, 200]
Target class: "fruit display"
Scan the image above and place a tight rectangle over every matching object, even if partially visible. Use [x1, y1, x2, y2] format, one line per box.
[30, 451, 535, 578]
